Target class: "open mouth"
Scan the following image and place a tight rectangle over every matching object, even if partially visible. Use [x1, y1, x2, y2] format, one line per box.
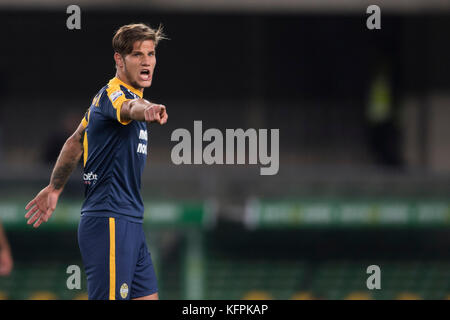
[139, 69, 151, 81]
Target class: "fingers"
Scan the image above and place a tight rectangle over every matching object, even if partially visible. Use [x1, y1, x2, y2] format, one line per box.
[144, 104, 168, 124]
[25, 199, 36, 211]
[43, 206, 55, 223]
[154, 107, 161, 124]
[25, 204, 39, 219]
[36, 208, 55, 227]
[157, 105, 167, 125]
[26, 209, 42, 226]
[33, 216, 46, 228]
[28, 210, 52, 228]
[144, 106, 152, 122]
[160, 111, 168, 125]
[25, 187, 57, 228]
[25, 205, 54, 228]
[144, 104, 158, 123]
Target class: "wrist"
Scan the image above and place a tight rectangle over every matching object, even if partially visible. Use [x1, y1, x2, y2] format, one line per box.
[48, 184, 63, 195]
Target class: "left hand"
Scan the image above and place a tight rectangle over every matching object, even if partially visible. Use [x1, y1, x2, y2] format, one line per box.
[25, 185, 61, 228]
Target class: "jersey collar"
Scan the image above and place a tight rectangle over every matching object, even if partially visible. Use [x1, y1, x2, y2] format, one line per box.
[108, 77, 143, 99]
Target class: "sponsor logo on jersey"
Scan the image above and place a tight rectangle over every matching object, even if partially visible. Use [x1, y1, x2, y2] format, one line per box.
[110, 90, 123, 102]
[139, 129, 148, 141]
[83, 171, 98, 185]
[137, 143, 147, 155]
[137, 129, 148, 155]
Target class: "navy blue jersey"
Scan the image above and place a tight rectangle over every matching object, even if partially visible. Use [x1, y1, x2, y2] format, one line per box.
[80, 77, 148, 223]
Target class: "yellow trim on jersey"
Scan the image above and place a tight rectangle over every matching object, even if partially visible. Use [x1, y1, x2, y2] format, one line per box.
[106, 77, 143, 125]
[109, 218, 116, 300]
[81, 118, 88, 129]
[108, 77, 143, 99]
[105, 87, 131, 125]
[81, 110, 90, 166]
[83, 131, 88, 166]
[92, 92, 101, 107]
[81, 109, 91, 129]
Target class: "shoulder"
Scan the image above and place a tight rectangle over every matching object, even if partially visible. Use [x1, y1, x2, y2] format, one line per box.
[98, 82, 133, 125]
[103, 83, 136, 110]
[105, 84, 125, 104]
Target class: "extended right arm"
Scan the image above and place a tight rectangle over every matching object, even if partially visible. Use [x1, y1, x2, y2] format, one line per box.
[120, 98, 168, 124]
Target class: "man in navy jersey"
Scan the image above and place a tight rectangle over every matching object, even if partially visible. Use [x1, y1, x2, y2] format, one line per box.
[24, 23, 168, 300]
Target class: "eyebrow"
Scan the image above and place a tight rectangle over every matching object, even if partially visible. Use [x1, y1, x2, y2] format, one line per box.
[131, 50, 155, 55]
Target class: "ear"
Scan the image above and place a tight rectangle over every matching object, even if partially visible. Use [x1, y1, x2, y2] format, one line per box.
[114, 52, 124, 69]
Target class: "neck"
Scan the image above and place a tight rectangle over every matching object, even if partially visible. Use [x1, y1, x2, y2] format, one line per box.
[115, 72, 144, 94]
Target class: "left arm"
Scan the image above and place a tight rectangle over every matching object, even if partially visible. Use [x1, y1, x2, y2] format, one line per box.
[25, 122, 85, 228]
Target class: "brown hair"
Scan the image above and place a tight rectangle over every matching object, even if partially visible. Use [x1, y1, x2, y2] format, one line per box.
[112, 23, 166, 56]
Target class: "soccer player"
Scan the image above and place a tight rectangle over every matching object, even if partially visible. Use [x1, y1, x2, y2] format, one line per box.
[24, 23, 168, 300]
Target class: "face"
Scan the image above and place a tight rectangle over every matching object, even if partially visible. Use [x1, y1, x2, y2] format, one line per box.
[115, 39, 156, 90]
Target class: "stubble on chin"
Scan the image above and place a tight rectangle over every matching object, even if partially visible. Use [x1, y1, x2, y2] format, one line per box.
[123, 64, 143, 90]
[130, 79, 143, 90]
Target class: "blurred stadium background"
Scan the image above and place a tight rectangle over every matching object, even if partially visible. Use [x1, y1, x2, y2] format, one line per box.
[0, 0, 449, 300]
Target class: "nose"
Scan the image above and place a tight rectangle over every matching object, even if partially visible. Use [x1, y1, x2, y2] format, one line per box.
[142, 55, 152, 66]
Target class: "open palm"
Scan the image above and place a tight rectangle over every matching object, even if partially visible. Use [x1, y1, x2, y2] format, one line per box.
[25, 186, 60, 228]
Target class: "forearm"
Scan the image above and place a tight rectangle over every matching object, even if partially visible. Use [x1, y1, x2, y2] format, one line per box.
[49, 127, 84, 192]
[127, 98, 152, 122]
[121, 99, 167, 125]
